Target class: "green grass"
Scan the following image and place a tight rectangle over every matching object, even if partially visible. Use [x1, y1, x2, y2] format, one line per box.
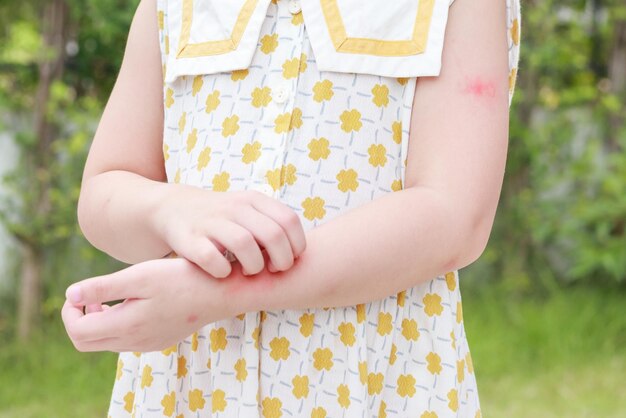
[462, 284, 626, 417]
[1, 285, 624, 417]
[0, 321, 117, 418]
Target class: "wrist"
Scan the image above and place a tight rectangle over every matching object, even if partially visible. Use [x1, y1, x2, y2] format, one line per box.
[217, 259, 275, 315]
[148, 181, 182, 246]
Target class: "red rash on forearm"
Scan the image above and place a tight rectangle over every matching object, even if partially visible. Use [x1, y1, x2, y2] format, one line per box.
[222, 262, 279, 297]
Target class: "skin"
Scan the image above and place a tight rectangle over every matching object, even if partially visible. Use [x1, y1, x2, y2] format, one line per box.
[61, 0, 510, 353]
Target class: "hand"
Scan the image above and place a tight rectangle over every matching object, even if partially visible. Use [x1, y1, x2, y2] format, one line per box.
[61, 257, 236, 353]
[152, 185, 306, 278]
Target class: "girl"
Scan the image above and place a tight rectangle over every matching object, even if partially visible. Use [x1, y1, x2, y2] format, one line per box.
[62, 0, 521, 416]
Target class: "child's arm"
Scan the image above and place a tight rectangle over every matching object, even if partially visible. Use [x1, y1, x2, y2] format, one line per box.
[77, 0, 306, 276]
[77, 0, 170, 263]
[222, 0, 511, 312]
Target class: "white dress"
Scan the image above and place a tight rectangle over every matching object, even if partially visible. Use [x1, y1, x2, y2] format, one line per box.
[107, 0, 521, 416]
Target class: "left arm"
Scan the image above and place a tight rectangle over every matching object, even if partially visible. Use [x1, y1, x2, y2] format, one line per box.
[224, 0, 511, 313]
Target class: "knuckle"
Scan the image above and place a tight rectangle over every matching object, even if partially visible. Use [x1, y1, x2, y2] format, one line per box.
[232, 230, 254, 250]
[197, 246, 219, 265]
[93, 280, 109, 302]
[283, 210, 301, 228]
[188, 222, 206, 238]
[267, 224, 285, 243]
[232, 190, 252, 205]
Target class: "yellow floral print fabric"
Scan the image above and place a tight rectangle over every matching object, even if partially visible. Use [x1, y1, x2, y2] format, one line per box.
[108, 0, 521, 417]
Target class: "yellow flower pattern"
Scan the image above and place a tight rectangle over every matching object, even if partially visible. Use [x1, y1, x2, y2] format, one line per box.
[188, 388, 206, 412]
[221, 115, 240, 137]
[339, 109, 362, 132]
[312, 79, 334, 102]
[109, 0, 521, 416]
[212, 389, 227, 413]
[205, 90, 220, 114]
[291, 375, 309, 399]
[161, 391, 175, 416]
[261, 397, 282, 418]
[209, 327, 227, 352]
[260, 33, 279, 54]
[338, 321, 356, 346]
[141, 365, 153, 389]
[269, 337, 291, 361]
[336, 168, 359, 192]
[234, 358, 248, 382]
[307, 137, 330, 160]
[299, 313, 314, 337]
[301, 196, 325, 221]
[371, 84, 390, 107]
[241, 141, 262, 164]
[337, 384, 351, 408]
[251, 86, 272, 108]
[313, 348, 333, 371]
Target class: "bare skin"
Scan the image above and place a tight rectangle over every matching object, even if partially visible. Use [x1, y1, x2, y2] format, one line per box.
[62, 0, 511, 353]
[76, 0, 306, 278]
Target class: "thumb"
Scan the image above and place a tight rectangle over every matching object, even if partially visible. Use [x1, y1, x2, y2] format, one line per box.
[65, 265, 148, 305]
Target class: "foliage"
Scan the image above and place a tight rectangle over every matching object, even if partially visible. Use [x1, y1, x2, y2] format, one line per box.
[473, 0, 626, 292]
[0, 0, 136, 326]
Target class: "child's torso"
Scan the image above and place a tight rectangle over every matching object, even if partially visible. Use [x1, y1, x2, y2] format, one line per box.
[107, 0, 521, 416]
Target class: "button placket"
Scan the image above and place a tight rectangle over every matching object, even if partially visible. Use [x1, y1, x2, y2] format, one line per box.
[288, 0, 302, 15]
[253, 1, 305, 199]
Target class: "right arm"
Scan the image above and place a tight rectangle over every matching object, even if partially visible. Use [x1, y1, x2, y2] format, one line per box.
[77, 0, 171, 264]
[77, 0, 306, 277]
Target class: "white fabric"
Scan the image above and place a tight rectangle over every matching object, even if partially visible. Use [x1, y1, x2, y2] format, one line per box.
[164, 0, 454, 82]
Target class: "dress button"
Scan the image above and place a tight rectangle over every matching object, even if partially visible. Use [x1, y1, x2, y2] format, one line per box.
[272, 85, 289, 104]
[287, 0, 302, 15]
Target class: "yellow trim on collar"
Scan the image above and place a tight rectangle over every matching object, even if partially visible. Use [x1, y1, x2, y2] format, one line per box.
[177, 0, 259, 58]
[320, 0, 436, 56]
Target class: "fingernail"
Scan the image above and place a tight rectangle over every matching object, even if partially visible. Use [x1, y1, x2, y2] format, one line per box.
[66, 285, 82, 304]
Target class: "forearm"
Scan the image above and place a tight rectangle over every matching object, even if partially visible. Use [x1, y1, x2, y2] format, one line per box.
[77, 170, 177, 264]
[220, 186, 487, 313]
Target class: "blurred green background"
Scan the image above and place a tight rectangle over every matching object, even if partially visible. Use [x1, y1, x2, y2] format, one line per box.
[1, 0, 625, 417]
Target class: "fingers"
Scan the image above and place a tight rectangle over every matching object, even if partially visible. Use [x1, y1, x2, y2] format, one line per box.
[251, 195, 306, 258]
[62, 299, 138, 344]
[65, 264, 149, 306]
[234, 206, 294, 272]
[178, 236, 233, 278]
[207, 220, 265, 275]
[85, 303, 104, 314]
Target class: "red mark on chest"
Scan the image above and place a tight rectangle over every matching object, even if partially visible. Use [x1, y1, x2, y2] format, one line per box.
[462, 76, 496, 98]
[186, 314, 198, 323]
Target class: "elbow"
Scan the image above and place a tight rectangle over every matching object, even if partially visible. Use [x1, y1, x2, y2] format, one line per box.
[76, 176, 108, 250]
[76, 184, 97, 246]
[459, 211, 495, 269]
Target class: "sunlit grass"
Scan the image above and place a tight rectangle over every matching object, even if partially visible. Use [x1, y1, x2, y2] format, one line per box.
[463, 284, 626, 417]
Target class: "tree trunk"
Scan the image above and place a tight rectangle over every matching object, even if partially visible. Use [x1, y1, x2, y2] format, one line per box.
[17, 244, 43, 340]
[607, 17, 626, 152]
[16, 0, 68, 342]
